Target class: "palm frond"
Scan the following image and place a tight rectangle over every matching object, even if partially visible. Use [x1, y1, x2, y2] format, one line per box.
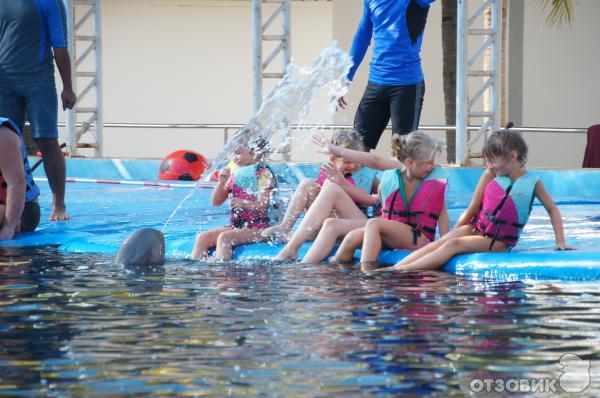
[538, 0, 576, 28]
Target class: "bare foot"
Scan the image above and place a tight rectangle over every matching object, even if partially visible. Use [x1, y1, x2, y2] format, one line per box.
[274, 246, 298, 262]
[261, 225, 290, 242]
[360, 261, 380, 274]
[50, 205, 70, 221]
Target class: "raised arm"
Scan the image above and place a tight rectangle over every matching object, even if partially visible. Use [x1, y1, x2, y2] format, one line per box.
[211, 168, 232, 206]
[313, 133, 402, 171]
[534, 180, 573, 250]
[320, 163, 378, 206]
[454, 169, 495, 228]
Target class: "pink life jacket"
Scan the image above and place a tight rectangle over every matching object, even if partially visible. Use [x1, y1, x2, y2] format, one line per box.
[471, 173, 539, 249]
[230, 163, 277, 229]
[380, 166, 448, 244]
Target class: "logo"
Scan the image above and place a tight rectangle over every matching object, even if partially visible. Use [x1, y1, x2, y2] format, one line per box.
[558, 353, 591, 393]
[469, 353, 591, 394]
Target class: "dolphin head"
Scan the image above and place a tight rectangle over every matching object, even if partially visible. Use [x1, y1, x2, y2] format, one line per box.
[114, 228, 165, 266]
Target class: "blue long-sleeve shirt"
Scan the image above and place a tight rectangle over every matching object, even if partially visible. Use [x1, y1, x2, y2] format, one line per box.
[0, 0, 69, 81]
[348, 0, 436, 86]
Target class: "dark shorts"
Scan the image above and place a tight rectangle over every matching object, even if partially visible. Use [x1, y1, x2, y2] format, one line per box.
[354, 80, 425, 150]
[21, 200, 41, 232]
[0, 78, 59, 139]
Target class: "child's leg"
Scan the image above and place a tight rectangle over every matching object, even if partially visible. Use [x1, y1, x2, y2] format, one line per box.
[301, 218, 367, 264]
[360, 219, 430, 263]
[391, 225, 474, 268]
[0, 204, 5, 227]
[191, 226, 232, 259]
[275, 182, 366, 260]
[262, 179, 319, 240]
[333, 228, 365, 263]
[393, 234, 507, 271]
[215, 228, 266, 260]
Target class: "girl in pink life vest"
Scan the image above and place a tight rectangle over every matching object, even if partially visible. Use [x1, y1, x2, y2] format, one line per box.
[329, 131, 450, 265]
[191, 138, 276, 261]
[385, 129, 573, 272]
[262, 129, 379, 243]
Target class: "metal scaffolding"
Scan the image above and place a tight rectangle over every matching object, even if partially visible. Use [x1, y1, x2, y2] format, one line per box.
[64, 0, 103, 157]
[456, 0, 502, 165]
[252, 0, 291, 113]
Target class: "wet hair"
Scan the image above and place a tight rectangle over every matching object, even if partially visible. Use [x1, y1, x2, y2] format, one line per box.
[391, 131, 441, 162]
[330, 129, 365, 152]
[248, 136, 271, 158]
[482, 128, 528, 165]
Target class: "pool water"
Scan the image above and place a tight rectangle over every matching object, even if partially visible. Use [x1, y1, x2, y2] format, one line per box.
[1, 250, 599, 396]
[1, 175, 600, 396]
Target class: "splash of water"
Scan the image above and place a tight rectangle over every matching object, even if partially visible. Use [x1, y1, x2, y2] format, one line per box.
[162, 42, 352, 231]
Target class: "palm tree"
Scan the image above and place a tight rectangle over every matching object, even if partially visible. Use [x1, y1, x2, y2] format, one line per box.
[441, 0, 576, 163]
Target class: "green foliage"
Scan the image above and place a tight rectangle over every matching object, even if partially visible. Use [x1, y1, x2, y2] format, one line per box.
[538, 0, 576, 28]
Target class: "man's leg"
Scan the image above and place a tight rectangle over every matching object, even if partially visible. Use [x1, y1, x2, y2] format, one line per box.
[26, 78, 69, 221]
[353, 82, 391, 150]
[389, 80, 425, 135]
[34, 138, 68, 220]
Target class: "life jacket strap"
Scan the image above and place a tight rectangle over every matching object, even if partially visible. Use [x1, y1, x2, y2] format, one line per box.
[484, 211, 525, 228]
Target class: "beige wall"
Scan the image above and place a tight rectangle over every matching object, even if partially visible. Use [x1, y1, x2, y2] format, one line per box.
[60, 0, 334, 159]
[517, 0, 598, 168]
[58, 0, 597, 168]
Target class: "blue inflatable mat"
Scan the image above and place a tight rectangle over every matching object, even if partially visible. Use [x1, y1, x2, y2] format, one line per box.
[2, 159, 599, 282]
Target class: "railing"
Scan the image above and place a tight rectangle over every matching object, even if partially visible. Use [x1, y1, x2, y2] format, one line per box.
[55, 122, 587, 160]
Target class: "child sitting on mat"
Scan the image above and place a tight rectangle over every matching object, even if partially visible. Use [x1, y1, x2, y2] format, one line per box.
[191, 136, 278, 261]
[384, 128, 572, 272]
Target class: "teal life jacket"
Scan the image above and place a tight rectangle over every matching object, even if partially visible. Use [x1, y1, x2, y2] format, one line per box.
[230, 163, 282, 228]
[471, 172, 539, 249]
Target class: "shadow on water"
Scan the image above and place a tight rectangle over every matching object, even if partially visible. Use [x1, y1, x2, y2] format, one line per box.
[1, 248, 599, 396]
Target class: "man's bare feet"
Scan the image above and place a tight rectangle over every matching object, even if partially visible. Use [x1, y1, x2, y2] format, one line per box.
[50, 205, 69, 221]
[261, 225, 290, 242]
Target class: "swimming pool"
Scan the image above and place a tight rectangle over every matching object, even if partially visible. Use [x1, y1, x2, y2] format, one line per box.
[0, 162, 599, 395]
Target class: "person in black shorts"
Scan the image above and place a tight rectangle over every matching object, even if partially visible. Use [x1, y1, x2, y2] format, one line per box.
[339, 0, 436, 150]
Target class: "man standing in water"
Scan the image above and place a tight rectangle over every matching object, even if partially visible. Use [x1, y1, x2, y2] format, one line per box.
[0, 0, 76, 221]
[339, 0, 436, 150]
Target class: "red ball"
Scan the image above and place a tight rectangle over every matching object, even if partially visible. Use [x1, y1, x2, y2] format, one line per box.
[158, 150, 209, 181]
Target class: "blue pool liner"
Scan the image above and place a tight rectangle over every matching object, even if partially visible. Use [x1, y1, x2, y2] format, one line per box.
[1, 158, 598, 282]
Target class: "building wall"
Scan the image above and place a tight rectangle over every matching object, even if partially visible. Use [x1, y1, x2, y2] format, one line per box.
[58, 0, 597, 168]
[517, 0, 599, 168]
[60, 0, 334, 160]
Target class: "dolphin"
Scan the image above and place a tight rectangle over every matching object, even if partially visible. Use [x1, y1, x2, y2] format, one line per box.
[114, 228, 165, 266]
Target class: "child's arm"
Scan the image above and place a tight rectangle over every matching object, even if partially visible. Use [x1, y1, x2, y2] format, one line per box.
[320, 163, 378, 206]
[438, 204, 450, 237]
[211, 167, 232, 206]
[454, 169, 495, 228]
[313, 133, 402, 171]
[534, 180, 573, 250]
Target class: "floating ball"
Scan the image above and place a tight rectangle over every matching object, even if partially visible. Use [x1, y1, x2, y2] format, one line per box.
[158, 150, 208, 181]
